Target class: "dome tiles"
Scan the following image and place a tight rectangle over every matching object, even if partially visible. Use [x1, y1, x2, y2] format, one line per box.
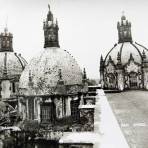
[19, 47, 83, 95]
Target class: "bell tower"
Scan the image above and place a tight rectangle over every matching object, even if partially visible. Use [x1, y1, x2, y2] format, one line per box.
[117, 12, 132, 43]
[43, 4, 60, 48]
[0, 27, 13, 52]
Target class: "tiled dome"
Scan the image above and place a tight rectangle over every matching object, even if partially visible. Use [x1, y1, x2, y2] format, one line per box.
[19, 47, 83, 95]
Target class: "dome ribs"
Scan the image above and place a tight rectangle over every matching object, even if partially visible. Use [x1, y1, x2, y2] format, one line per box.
[104, 43, 117, 64]
[135, 42, 148, 52]
[131, 43, 143, 62]
[14, 53, 26, 70]
[119, 43, 124, 63]
[3, 52, 8, 79]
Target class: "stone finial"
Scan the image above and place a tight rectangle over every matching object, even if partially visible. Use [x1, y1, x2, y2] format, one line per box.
[142, 50, 146, 59]
[48, 4, 50, 10]
[129, 53, 134, 61]
[121, 11, 126, 20]
[58, 69, 62, 80]
[57, 69, 64, 85]
[29, 70, 32, 82]
[83, 68, 87, 80]
[117, 52, 121, 61]
[100, 55, 103, 62]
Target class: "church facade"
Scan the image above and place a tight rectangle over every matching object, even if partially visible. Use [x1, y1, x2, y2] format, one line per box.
[100, 14, 148, 90]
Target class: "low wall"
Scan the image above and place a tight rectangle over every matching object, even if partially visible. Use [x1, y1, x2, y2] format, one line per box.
[97, 89, 129, 148]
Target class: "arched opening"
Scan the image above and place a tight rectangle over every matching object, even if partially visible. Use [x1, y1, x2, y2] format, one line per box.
[129, 72, 138, 89]
[12, 82, 15, 93]
[107, 73, 116, 89]
[71, 99, 80, 122]
[40, 102, 55, 124]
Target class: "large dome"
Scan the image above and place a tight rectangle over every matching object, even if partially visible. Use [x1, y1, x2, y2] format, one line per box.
[19, 47, 83, 95]
[19, 6, 83, 95]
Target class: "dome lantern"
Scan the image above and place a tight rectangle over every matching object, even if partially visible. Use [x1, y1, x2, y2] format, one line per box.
[0, 27, 13, 52]
[117, 13, 132, 43]
[43, 4, 60, 48]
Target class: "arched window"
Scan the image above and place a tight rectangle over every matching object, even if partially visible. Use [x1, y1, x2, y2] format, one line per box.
[107, 73, 116, 89]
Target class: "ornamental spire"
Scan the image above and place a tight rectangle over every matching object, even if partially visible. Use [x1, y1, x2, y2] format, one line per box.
[57, 69, 64, 85]
[43, 4, 60, 48]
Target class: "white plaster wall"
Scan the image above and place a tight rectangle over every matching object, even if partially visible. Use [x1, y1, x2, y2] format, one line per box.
[1, 80, 11, 98]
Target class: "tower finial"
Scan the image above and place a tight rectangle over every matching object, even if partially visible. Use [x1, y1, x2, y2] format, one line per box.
[48, 4, 50, 10]
[100, 54, 103, 61]
[29, 70, 32, 82]
[4, 16, 8, 33]
[121, 11, 126, 20]
[5, 16, 8, 32]
[122, 11, 124, 16]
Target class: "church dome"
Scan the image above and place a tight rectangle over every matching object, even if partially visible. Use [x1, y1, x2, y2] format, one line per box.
[104, 42, 148, 66]
[104, 14, 148, 66]
[0, 52, 27, 79]
[19, 6, 83, 95]
[19, 47, 83, 95]
[100, 14, 148, 90]
[0, 28, 27, 80]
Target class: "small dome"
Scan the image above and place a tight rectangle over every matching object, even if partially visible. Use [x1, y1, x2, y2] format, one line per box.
[0, 52, 27, 79]
[19, 47, 83, 95]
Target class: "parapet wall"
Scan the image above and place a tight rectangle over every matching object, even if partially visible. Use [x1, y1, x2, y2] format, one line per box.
[59, 87, 129, 148]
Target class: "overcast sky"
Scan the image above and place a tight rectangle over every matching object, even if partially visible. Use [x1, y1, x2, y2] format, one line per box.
[0, 0, 148, 79]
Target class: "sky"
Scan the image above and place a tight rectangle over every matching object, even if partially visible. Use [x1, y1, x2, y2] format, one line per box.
[0, 0, 148, 79]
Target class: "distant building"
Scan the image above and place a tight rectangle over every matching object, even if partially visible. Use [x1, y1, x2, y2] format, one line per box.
[18, 5, 89, 128]
[100, 14, 148, 90]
